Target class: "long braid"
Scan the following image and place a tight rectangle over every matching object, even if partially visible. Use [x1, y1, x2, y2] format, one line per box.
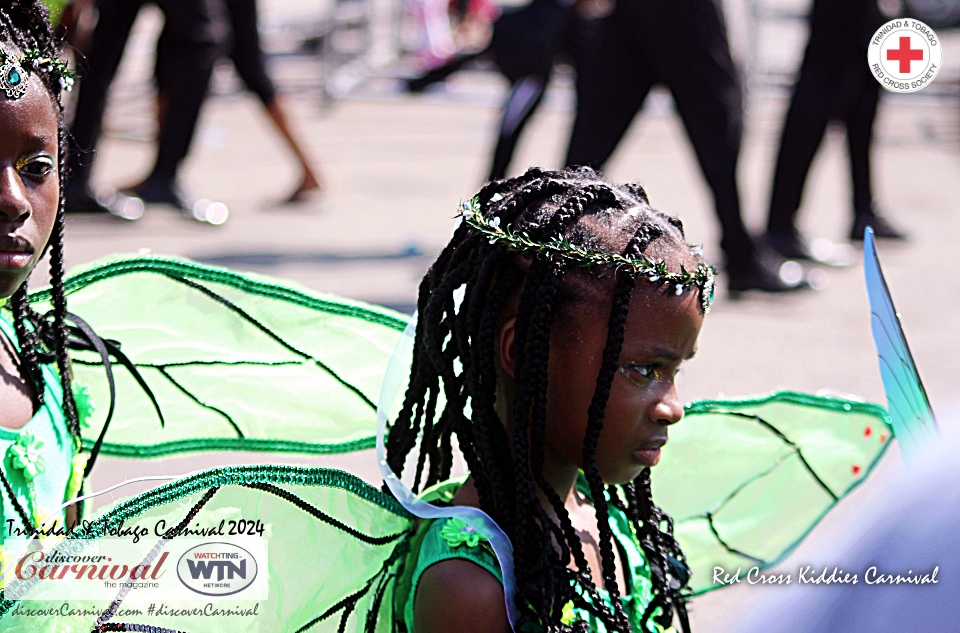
[632, 470, 690, 632]
[48, 79, 80, 440]
[7, 286, 45, 405]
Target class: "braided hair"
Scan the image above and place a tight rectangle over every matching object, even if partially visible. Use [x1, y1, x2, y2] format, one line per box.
[387, 167, 707, 632]
[1, 0, 80, 441]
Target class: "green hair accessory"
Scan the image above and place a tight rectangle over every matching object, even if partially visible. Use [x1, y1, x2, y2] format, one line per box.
[459, 196, 717, 313]
[0, 47, 74, 100]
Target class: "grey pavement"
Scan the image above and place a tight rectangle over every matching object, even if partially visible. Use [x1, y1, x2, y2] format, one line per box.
[60, 1, 960, 630]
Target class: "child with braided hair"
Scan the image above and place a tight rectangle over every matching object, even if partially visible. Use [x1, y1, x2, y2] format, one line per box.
[0, 0, 85, 538]
[388, 166, 714, 633]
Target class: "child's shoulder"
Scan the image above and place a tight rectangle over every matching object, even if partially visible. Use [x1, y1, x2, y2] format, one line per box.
[402, 517, 509, 633]
[414, 555, 510, 633]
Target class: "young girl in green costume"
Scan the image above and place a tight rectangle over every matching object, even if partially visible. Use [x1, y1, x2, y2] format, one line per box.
[386, 167, 714, 633]
[0, 0, 83, 538]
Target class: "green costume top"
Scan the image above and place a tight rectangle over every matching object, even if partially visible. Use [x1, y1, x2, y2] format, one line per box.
[397, 477, 668, 633]
[0, 310, 77, 537]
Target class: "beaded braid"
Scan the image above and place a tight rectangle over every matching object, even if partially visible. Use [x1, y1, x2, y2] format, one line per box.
[388, 167, 706, 633]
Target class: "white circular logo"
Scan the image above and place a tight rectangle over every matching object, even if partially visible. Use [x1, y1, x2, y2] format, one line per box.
[176, 542, 259, 597]
[868, 18, 942, 93]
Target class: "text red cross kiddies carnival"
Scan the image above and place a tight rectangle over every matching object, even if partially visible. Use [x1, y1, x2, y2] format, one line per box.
[887, 36, 924, 73]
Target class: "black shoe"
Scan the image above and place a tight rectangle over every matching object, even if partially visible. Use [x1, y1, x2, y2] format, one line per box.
[64, 186, 144, 220]
[762, 231, 854, 267]
[763, 230, 816, 260]
[727, 259, 811, 295]
[130, 179, 190, 211]
[850, 213, 906, 241]
[129, 179, 229, 225]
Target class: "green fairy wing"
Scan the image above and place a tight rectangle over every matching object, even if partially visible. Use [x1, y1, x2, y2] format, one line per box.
[27, 255, 407, 460]
[652, 391, 892, 595]
[0, 465, 414, 632]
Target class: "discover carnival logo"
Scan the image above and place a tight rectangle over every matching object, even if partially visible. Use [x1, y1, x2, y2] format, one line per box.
[868, 18, 943, 93]
[177, 542, 259, 597]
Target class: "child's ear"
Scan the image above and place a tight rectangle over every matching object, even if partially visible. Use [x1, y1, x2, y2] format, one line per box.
[498, 317, 517, 378]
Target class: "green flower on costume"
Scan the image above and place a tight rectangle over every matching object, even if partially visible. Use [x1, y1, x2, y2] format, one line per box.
[440, 517, 487, 548]
[72, 383, 96, 429]
[9, 431, 45, 482]
[560, 601, 576, 625]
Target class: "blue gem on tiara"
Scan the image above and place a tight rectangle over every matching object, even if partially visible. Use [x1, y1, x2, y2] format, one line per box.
[1, 55, 28, 100]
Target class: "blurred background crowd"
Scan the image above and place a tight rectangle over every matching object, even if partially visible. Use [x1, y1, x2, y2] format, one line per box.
[38, 0, 960, 628]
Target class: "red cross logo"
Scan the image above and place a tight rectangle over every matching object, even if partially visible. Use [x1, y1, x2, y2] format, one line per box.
[887, 36, 924, 73]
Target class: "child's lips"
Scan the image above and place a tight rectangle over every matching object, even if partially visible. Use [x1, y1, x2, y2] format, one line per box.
[633, 438, 667, 467]
[0, 237, 34, 270]
[0, 252, 33, 270]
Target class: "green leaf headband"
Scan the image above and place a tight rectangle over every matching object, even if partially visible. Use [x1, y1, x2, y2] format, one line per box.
[0, 47, 74, 100]
[459, 195, 717, 313]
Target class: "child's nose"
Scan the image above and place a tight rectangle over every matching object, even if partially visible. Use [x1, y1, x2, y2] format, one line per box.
[650, 383, 684, 426]
[0, 167, 30, 222]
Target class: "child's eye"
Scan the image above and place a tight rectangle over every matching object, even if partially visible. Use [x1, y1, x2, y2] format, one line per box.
[18, 156, 55, 181]
[618, 363, 681, 388]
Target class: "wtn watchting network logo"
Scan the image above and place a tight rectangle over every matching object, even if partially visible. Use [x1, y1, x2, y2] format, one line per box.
[868, 18, 943, 93]
[176, 542, 259, 597]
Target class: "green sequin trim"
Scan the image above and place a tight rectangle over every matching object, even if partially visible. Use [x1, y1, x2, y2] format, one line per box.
[80, 436, 376, 458]
[26, 255, 409, 332]
[684, 389, 892, 422]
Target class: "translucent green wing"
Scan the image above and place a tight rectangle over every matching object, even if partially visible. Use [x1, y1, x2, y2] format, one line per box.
[0, 465, 414, 632]
[27, 255, 407, 459]
[652, 391, 892, 595]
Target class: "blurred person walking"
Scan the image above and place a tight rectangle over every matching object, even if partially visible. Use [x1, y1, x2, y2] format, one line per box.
[407, 0, 595, 181]
[564, 0, 805, 294]
[763, 0, 905, 263]
[64, 0, 229, 220]
[153, 0, 323, 204]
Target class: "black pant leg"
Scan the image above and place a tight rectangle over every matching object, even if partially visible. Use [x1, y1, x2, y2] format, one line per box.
[149, 0, 229, 184]
[489, 74, 548, 180]
[67, 0, 145, 190]
[765, 68, 834, 234]
[840, 57, 881, 218]
[564, 14, 651, 170]
[227, 0, 277, 105]
[766, 0, 878, 233]
[650, 0, 753, 261]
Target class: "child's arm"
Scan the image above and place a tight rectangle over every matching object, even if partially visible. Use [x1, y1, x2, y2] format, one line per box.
[414, 559, 511, 633]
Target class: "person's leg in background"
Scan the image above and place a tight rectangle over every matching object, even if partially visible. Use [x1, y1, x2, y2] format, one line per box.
[564, 12, 650, 169]
[489, 74, 549, 180]
[226, 0, 323, 203]
[651, 0, 805, 292]
[130, 0, 229, 212]
[841, 50, 904, 240]
[65, 0, 146, 216]
[764, 0, 902, 255]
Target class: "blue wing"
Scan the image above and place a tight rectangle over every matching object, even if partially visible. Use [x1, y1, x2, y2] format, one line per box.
[863, 227, 938, 464]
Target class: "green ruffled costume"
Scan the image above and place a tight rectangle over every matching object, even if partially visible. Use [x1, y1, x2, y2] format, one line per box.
[0, 310, 79, 539]
[0, 255, 893, 632]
